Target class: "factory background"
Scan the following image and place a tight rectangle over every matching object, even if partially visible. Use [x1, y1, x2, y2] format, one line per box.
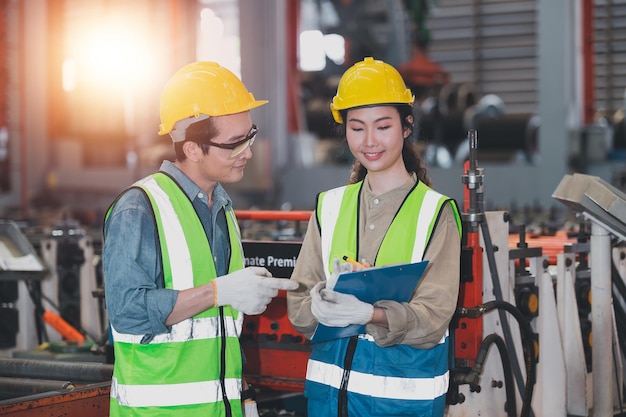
[1, 0, 625, 221]
[2, 1, 626, 416]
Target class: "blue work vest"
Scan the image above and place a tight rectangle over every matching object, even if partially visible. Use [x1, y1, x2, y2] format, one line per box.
[307, 180, 461, 417]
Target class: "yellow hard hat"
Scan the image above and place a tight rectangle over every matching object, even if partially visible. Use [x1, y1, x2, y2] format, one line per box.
[330, 57, 415, 124]
[158, 61, 268, 136]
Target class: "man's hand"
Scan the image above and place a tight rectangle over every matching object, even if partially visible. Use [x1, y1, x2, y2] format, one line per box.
[310, 281, 374, 327]
[212, 267, 298, 314]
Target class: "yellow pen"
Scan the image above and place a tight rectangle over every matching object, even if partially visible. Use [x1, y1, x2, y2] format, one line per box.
[342, 255, 365, 268]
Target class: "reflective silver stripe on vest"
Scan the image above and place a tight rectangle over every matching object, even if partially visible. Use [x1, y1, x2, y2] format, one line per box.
[111, 376, 241, 407]
[411, 189, 445, 262]
[136, 176, 193, 290]
[110, 316, 238, 344]
[358, 329, 448, 345]
[319, 186, 346, 280]
[306, 359, 449, 400]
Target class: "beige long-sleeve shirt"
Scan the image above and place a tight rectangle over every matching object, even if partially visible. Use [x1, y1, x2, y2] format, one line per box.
[287, 175, 461, 349]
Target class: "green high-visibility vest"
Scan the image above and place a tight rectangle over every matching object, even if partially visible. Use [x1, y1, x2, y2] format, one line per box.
[108, 173, 245, 417]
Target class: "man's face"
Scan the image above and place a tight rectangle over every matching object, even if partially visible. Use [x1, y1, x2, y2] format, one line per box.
[185, 111, 256, 188]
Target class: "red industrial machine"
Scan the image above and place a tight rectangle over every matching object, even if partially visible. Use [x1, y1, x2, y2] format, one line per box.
[237, 210, 312, 392]
[454, 132, 484, 369]
[241, 290, 310, 392]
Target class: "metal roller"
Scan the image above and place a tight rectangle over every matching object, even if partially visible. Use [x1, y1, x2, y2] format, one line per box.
[0, 358, 113, 382]
[473, 113, 537, 153]
[0, 376, 74, 399]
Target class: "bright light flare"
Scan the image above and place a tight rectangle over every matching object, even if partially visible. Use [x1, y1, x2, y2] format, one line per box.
[84, 32, 137, 84]
[64, 18, 160, 94]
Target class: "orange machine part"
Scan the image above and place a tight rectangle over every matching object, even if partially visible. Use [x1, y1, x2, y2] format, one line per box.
[235, 210, 312, 221]
[42, 311, 85, 342]
[509, 230, 580, 266]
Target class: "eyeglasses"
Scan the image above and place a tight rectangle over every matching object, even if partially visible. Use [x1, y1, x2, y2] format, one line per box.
[204, 124, 258, 158]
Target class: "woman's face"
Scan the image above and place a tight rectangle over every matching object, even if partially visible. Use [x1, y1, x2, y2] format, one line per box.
[345, 105, 408, 176]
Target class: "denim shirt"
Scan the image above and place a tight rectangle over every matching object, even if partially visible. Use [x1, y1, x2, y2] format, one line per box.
[103, 160, 233, 342]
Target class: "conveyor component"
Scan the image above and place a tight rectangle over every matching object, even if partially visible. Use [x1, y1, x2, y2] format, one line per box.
[0, 376, 74, 400]
[0, 381, 110, 417]
[0, 358, 113, 382]
[0, 358, 112, 416]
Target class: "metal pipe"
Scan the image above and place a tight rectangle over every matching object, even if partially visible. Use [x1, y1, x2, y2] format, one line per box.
[0, 377, 74, 398]
[235, 210, 312, 221]
[590, 221, 613, 416]
[0, 359, 113, 382]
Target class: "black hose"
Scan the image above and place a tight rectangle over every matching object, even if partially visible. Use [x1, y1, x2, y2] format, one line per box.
[611, 283, 626, 356]
[459, 300, 536, 417]
[480, 220, 536, 417]
[613, 338, 625, 415]
[473, 333, 517, 417]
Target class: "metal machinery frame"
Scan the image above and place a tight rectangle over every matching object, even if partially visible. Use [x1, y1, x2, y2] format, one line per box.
[0, 222, 112, 417]
[552, 172, 626, 416]
[447, 135, 626, 416]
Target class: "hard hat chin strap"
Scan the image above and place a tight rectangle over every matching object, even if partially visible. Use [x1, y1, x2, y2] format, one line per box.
[170, 114, 211, 143]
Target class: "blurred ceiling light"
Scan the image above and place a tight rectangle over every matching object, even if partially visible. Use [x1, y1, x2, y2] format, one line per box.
[299, 30, 325, 71]
[299, 30, 345, 71]
[323, 33, 344, 65]
[197, 7, 240, 78]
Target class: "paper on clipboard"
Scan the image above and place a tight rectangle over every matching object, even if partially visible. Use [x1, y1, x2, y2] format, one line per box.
[310, 260, 429, 343]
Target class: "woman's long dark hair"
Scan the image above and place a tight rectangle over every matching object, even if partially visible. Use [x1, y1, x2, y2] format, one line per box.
[341, 104, 431, 186]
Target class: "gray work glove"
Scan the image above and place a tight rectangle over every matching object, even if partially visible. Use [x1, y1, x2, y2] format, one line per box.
[213, 267, 298, 315]
[310, 281, 374, 327]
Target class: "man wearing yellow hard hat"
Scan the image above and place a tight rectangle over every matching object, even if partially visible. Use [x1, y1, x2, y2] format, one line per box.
[103, 62, 297, 417]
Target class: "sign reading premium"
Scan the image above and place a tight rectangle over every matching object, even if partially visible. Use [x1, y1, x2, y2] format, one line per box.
[242, 240, 302, 278]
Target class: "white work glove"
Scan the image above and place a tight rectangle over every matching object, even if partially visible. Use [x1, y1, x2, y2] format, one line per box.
[243, 400, 259, 417]
[212, 267, 298, 315]
[310, 281, 374, 327]
[327, 257, 354, 290]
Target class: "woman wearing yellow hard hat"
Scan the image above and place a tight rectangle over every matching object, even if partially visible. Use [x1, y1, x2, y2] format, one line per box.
[288, 57, 462, 417]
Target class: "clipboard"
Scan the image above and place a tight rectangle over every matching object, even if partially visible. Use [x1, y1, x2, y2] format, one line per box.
[310, 260, 429, 343]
